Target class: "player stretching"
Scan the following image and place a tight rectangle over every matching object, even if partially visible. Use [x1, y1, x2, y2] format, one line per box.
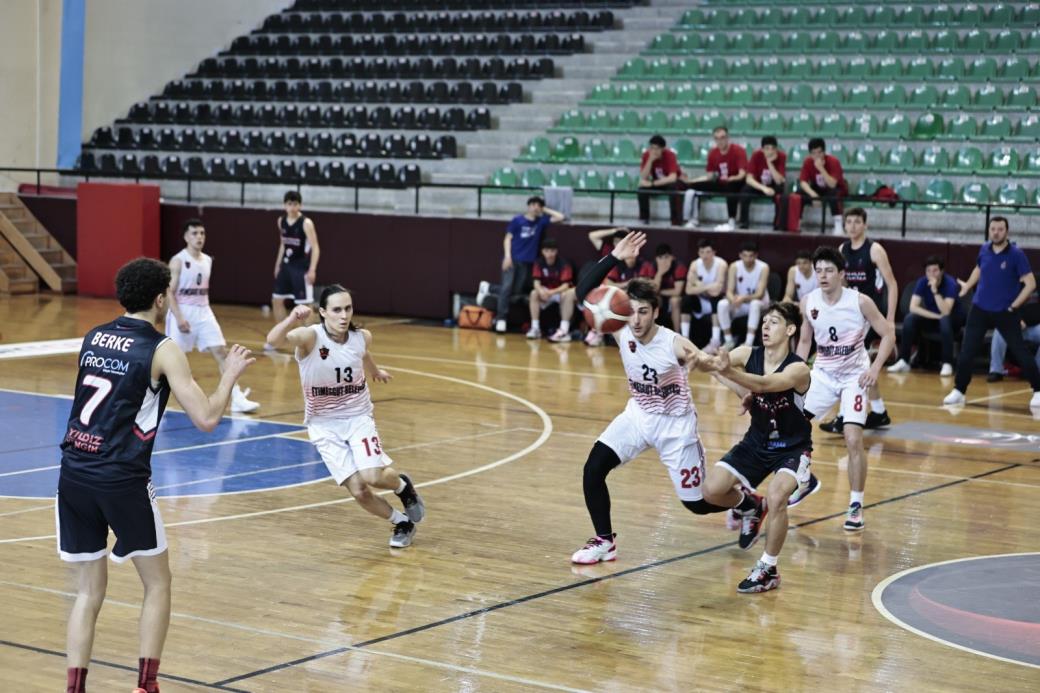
[569, 232, 724, 565]
[59, 258, 253, 693]
[797, 247, 894, 531]
[166, 218, 260, 413]
[703, 302, 816, 593]
[266, 285, 426, 548]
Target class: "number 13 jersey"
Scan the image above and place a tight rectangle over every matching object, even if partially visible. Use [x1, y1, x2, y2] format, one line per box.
[616, 324, 692, 417]
[296, 324, 372, 423]
[804, 287, 869, 379]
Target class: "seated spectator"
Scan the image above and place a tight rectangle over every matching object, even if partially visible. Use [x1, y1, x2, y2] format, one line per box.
[988, 301, 1040, 382]
[888, 256, 964, 376]
[648, 243, 687, 333]
[637, 135, 684, 227]
[783, 249, 818, 302]
[739, 135, 787, 231]
[718, 240, 770, 349]
[495, 196, 565, 333]
[793, 137, 848, 235]
[684, 237, 729, 346]
[527, 238, 574, 341]
[683, 126, 748, 231]
[584, 249, 655, 346]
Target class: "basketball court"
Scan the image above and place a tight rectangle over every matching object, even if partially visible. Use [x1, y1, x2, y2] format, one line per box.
[1, 295, 1038, 691]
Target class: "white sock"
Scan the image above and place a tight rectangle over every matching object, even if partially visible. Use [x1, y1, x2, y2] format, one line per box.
[389, 509, 408, 525]
[681, 319, 690, 338]
[559, 319, 570, 332]
[531, 319, 540, 330]
[760, 552, 778, 567]
[496, 319, 506, 330]
[729, 218, 736, 226]
[870, 398, 885, 414]
[711, 326, 721, 342]
[395, 477, 407, 494]
[850, 491, 865, 506]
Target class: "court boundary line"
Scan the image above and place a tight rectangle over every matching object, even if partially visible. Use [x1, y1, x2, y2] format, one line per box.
[212, 462, 1021, 687]
[871, 552, 1040, 670]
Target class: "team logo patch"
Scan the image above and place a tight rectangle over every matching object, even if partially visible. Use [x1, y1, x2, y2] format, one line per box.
[810, 308, 819, 320]
[185, 261, 191, 269]
[319, 346, 329, 360]
[628, 340, 637, 353]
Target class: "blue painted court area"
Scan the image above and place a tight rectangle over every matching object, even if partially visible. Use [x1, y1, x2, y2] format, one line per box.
[0, 390, 328, 499]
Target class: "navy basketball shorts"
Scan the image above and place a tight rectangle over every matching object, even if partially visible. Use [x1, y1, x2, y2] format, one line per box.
[273, 264, 314, 304]
[717, 441, 812, 491]
[55, 475, 167, 563]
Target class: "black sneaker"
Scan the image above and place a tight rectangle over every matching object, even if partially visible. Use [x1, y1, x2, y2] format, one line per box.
[738, 494, 768, 550]
[395, 473, 425, 523]
[737, 561, 780, 594]
[819, 416, 844, 434]
[787, 473, 822, 508]
[864, 410, 891, 429]
[389, 520, 416, 548]
[986, 372, 1004, 383]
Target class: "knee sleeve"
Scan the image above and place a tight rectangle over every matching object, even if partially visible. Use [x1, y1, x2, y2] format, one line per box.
[682, 499, 730, 515]
[718, 299, 732, 328]
[583, 441, 622, 482]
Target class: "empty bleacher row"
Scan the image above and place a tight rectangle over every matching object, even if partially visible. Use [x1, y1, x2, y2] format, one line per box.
[224, 32, 585, 57]
[160, 79, 523, 106]
[257, 9, 616, 34]
[191, 55, 556, 81]
[681, 4, 1038, 28]
[288, 0, 631, 12]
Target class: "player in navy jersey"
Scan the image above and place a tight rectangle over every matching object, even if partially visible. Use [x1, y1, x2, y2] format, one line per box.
[702, 302, 818, 593]
[58, 258, 254, 693]
[265, 190, 320, 350]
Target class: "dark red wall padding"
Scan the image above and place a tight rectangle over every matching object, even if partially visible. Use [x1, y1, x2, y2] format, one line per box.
[76, 184, 160, 298]
[19, 195, 1039, 319]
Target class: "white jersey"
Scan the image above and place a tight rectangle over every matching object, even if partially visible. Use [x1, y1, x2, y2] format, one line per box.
[296, 325, 373, 423]
[172, 249, 211, 307]
[792, 268, 818, 301]
[733, 259, 770, 301]
[693, 257, 722, 314]
[805, 287, 870, 378]
[616, 324, 693, 417]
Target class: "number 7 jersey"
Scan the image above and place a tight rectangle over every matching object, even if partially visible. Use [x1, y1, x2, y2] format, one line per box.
[296, 324, 373, 423]
[616, 324, 693, 416]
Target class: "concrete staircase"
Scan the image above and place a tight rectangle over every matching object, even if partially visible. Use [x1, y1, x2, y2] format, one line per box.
[0, 193, 77, 294]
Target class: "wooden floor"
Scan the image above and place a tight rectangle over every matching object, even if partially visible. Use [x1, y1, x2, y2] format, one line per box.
[1, 294, 1038, 692]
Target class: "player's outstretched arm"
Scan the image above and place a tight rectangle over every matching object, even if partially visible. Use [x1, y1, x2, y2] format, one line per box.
[722, 360, 810, 395]
[155, 341, 254, 432]
[575, 231, 647, 303]
[360, 330, 392, 383]
[266, 305, 318, 355]
[859, 294, 895, 388]
[795, 294, 813, 360]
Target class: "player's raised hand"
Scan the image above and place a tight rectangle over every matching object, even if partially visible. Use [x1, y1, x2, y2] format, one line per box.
[611, 230, 647, 262]
[224, 344, 256, 379]
[373, 368, 393, 384]
[291, 304, 312, 322]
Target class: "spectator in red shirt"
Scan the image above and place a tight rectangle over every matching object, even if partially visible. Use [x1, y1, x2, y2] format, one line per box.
[526, 238, 575, 341]
[795, 137, 848, 235]
[683, 126, 747, 231]
[739, 135, 788, 231]
[649, 243, 688, 333]
[637, 134, 684, 227]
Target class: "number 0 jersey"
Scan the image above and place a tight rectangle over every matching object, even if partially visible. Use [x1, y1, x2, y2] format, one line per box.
[616, 324, 693, 417]
[296, 324, 372, 423]
[60, 316, 172, 488]
[171, 249, 211, 307]
[804, 287, 870, 378]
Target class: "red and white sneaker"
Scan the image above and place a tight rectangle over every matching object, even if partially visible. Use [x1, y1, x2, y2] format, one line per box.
[725, 509, 741, 531]
[584, 330, 603, 347]
[548, 327, 571, 343]
[570, 534, 617, 564]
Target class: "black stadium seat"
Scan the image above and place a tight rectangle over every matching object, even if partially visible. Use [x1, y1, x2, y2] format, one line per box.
[137, 128, 156, 149]
[229, 157, 252, 179]
[208, 157, 231, 179]
[178, 129, 201, 151]
[372, 163, 397, 185]
[141, 155, 161, 175]
[252, 158, 276, 180]
[301, 160, 323, 182]
[324, 161, 348, 182]
[277, 159, 298, 180]
[348, 162, 371, 183]
[185, 156, 207, 176]
[162, 155, 184, 176]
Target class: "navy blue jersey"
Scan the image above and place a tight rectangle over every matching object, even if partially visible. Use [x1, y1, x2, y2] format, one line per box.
[280, 215, 311, 269]
[742, 347, 812, 454]
[60, 316, 172, 488]
[841, 239, 880, 301]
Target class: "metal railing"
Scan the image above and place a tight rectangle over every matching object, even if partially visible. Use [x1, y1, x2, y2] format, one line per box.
[3, 165, 1037, 239]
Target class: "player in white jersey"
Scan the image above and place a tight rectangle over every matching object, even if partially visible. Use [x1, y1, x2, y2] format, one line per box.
[569, 232, 725, 565]
[718, 240, 770, 350]
[683, 237, 728, 347]
[165, 219, 259, 413]
[783, 249, 818, 303]
[796, 246, 894, 532]
[265, 285, 426, 548]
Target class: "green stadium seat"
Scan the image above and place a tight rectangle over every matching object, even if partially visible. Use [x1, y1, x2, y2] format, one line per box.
[672, 84, 697, 105]
[1000, 56, 1030, 81]
[911, 113, 943, 140]
[788, 146, 806, 168]
[648, 34, 677, 53]
[941, 85, 971, 109]
[700, 83, 726, 105]
[840, 7, 868, 26]
[904, 57, 933, 80]
[943, 114, 977, 140]
[641, 111, 669, 133]
[894, 178, 920, 202]
[788, 112, 816, 135]
[931, 30, 958, 53]
[555, 110, 584, 132]
[951, 146, 983, 173]
[618, 58, 646, 79]
[959, 182, 991, 207]
[882, 114, 912, 139]
[786, 84, 814, 105]
[757, 33, 783, 52]
[984, 146, 1020, 176]
[816, 58, 843, 80]
[847, 84, 875, 108]
[585, 109, 612, 133]
[489, 167, 518, 190]
[908, 85, 939, 108]
[849, 114, 880, 138]
[583, 138, 610, 163]
[933, 56, 965, 80]
[990, 29, 1020, 51]
[701, 110, 727, 131]
[669, 110, 698, 131]
[957, 5, 983, 25]
[675, 34, 703, 53]
[755, 84, 783, 105]
[758, 111, 786, 134]
[815, 85, 843, 108]
[577, 170, 606, 193]
[967, 57, 998, 81]
[757, 8, 780, 26]
[607, 170, 636, 193]
[842, 31, 868, 52]
[856, 177, 886, 198]
[815, 31, 841, 52]
[646, 59, 674, 80]
[1023, 149, 1040, 177]
[881, 144, 915, 172]
[995, 182, 1028, 208]
[1004, 85, 1037, 111]
[679, 9, 707, 27]
[928, 5, 954, 25]
[1017, 115, 1040, 140]
[979, 114, 1012, 141]
[1026, 29, 1040, 51]
[872, 7, 896, 25]
[877, 84, 906, 107]
[587, 83, 617, 103]
[874, 57, 902, 80]
[549, 167, 575, 188]
[705, 9, 729, 27]
[872, 31, 899, 52]
[918, 145, 951, 173]
[521, 168, 547, 188]
[700, 59, 727, 80]
[609, 139, 639, 164]
[518, 137, 551, 162]
[1021, 5, 1040, 24]
[731, 33, 756, 52]
[689, 142, 710, 165]
[673, 139, 696, 165]
[642, 84, 670, 104]
[825, 143, 851, 165]
[984, 4, 1014, 25]
[844, 57, 871, 80]
[786, 58, 812, 80]
[755, 57, 782, 80]
[551, 136, 581, 162]
[819, 112, 847, 136]
[611, 110, 641, 132]
[923, 178, 956, 208]
[729, 111, 757, 134]
[732, 8, 757, 27]
[960, 29, 988, 52]
[814, 7, 839, 25]
[616, 83, 641, 103]
[784, 8, 811, 26]
[726, 83, 754, 106]
[897, 6, 926, 26]
[850, 144, 882, 172]
[972, 85, 1004, 110]
[701, 35, 728, 54]
[674, 58, 699, 79]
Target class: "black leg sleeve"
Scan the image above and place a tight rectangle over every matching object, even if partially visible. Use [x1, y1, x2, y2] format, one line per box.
[575, 254, 622, 304]
[583, 441, 622, 537]
[682, 499, 731, 515]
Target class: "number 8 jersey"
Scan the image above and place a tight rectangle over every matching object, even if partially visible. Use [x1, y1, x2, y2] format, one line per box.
[61, 316, 172, 488]
[296, 324, 372, 423]
[804, 287, 870, 379]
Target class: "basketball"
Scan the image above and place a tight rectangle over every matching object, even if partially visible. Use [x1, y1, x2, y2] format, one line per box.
[582, 285, 632, 333]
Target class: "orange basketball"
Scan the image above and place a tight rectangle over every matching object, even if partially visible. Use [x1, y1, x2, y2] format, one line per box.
[582, 285, 632, 333]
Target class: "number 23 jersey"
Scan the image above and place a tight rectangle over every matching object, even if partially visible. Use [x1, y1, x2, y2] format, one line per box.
[296, 324, 373, 423]
[616, 324, 693, 417]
